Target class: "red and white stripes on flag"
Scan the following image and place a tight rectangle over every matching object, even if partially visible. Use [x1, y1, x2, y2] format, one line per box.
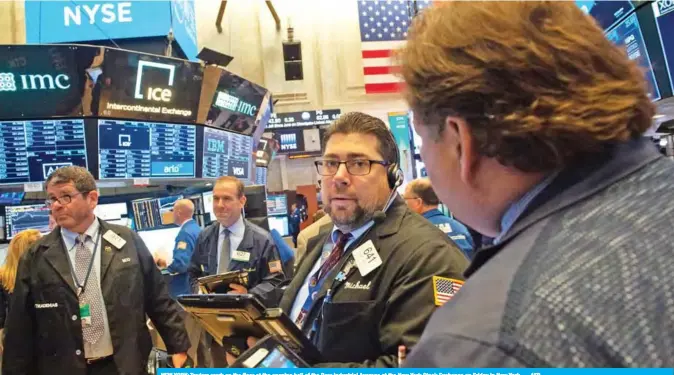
[361, 40, 406, 94]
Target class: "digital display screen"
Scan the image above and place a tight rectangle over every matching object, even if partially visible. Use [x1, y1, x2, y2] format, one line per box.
[274, 129, 303, 154]
[654, 0, 674, 91]
[202, 191, 215, 223]
[268, 216, 289, 237]
[202, 127, 252, 180]
[0, 192, 25, 205]
[132, 195, 182, 231]
[266, 109, 341, 129]
[259, 348, 298, 368]
[5, 204, 51, 239]
[255, 167, 268, 186]
[0, 119, 88, 184]
[94, 202, 128, 222]
[203, 69, 267, 135]
[266, 194, 288, 216]
[98, 119, 196, 179]
[0, 44, 101, 119]
[576, 0, 635, 31]
[97, 48, 203, 123]
[606, 13, 662, 101]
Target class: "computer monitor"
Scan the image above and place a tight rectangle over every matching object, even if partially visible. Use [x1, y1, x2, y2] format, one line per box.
[202, 191, 215, 223]
[132, 195, 182, 231]
[266, 193, 288, 216]
[94, 202, 129, 222]
[4, 204, 51, 239]
[268, 216, 289, 237]
[137, 227, 181, 259]
[244, 185, 267, 218]
[0, 192, 25, 205]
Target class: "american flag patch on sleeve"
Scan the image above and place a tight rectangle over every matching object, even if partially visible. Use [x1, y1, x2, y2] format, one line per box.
[432, 276, 464, 306]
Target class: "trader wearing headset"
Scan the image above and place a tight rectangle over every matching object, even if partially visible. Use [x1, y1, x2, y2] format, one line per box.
[276, 112, 469, 366]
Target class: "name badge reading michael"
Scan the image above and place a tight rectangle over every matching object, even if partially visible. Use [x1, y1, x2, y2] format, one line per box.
[232, 250, 251, 262]
[103, 230, 126, 249]
[352, 240, 383, 277]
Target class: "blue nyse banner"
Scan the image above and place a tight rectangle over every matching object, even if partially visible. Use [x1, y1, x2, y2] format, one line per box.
[171, 0, 199, 61]
[24, 1, 197, 60]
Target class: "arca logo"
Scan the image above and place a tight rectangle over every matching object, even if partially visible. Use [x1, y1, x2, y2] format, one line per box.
[0, 72, 71, 92]
[134, 61, 175, 102]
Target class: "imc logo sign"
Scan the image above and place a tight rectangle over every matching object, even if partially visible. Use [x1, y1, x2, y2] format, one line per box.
[0, 72, 71, 92]
[215, 91, 258, 117]
[134, 61, 176, 103]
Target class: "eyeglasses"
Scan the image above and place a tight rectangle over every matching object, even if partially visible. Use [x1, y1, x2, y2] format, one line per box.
[45, 192, 88, 207]
[314, 159, 390, 176]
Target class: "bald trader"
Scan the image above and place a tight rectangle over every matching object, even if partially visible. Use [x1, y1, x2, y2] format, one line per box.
[156, 199, 202, 298]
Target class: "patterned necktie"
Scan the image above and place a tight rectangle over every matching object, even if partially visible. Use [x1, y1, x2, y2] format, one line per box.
[316, 231, 352, 282]
[75, 234, 105, 344]
[218, 228, 231, 274]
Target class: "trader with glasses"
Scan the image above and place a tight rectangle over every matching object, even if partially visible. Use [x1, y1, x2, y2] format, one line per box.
[277, 112, 468, 366]
[2, 166, 190, 375]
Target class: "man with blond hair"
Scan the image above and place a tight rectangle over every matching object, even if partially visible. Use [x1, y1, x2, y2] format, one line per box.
[400, 1, 674, 367]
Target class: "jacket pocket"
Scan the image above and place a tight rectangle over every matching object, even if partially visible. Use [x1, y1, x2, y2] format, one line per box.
[318, 299, 379, 362]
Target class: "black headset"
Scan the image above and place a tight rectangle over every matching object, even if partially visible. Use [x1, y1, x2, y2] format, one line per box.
[384, 130, 404, 190]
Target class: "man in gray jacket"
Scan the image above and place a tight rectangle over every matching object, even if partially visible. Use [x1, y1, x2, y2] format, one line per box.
[399, 1, 674, 367]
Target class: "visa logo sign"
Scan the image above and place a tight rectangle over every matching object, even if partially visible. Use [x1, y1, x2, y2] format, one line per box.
[232, 167, 245, 176]
[64, 2, 132, 26]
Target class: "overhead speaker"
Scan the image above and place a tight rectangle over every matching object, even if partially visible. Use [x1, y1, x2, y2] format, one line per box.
[282, 41, 303, 81]
[197, 47, 234, 67]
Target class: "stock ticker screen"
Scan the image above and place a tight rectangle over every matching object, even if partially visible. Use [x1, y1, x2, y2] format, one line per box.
[606, 12, 662, 101]
[654, 0, 674, 90]
[576, 0, 635, 31]
[5, 204, 51, 239]
[98, 119, 196, 179]
[202, 126, 252, 180]
[0, 119, 88, 184]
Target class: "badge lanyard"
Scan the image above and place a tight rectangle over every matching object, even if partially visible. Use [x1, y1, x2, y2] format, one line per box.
[64, 229, 102, 298]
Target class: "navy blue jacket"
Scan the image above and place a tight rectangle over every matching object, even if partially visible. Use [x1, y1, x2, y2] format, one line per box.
[405, 138, 674, 367]
[188, 219, 286, 307]
[422, 209, 474, 259]
[166, 219, 202, 298]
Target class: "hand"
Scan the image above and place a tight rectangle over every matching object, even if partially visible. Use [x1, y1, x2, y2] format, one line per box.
[228, 283, 248, 294]
[156, 257, 167, 268]
[225, 336, 259, 366]
[172, 352, 188, 368]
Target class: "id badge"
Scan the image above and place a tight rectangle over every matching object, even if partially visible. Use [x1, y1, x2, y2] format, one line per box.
[80, 303, 92, 327]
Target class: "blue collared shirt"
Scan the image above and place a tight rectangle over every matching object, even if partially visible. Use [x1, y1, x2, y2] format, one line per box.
[61, 219, 114, 358]
[494, 172, 559, 244]
[289, 220, 374, 322]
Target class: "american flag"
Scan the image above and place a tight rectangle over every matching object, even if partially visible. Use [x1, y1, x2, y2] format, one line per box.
[433, 276, 464, 306]
[358, 0, 432, 94]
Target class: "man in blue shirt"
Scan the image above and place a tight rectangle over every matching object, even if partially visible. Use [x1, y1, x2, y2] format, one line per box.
[404, 178, 474, 258]
[156, 199, 201, 299]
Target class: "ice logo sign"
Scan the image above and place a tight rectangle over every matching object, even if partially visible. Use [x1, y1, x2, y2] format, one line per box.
[119, 134, 132, 147]
[134, 61, 175, 103]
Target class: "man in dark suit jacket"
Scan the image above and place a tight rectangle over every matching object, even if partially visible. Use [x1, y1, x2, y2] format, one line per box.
[2, 166, 189, 375]
[188, 176, 285, 305]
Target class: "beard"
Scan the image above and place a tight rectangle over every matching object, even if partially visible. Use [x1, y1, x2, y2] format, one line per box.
[324, 202, 374, 233]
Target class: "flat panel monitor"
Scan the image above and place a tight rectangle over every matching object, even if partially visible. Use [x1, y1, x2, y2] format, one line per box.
[4, 204, 51, 239]
[94, 202, 129, 222]
[576, 0, 635, 31]
[244, 185, 267, 218]
[255, 166, 268, 186]
[266, 110, 341, 129]
[137, 227, 181, 257]
[132, 195, 182, 231]
[97, 48, 203, 123]
[266, 193, 288, 217]
[606, 13, 662, 101]
[268, 215, 289, 237]
[274, 129, 303, 154]
[0, 192, 25, 205]
[202, 191, 215, 223]
[0, 119, 88, 184]
[202, 126, 252, 181]
[654, 0, 674, 91]
[98, 119, 196, 179]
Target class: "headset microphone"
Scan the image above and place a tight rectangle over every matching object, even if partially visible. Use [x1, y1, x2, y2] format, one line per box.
[372, 211, 387, 224]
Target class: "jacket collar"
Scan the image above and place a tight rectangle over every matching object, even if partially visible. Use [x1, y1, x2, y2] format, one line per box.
[422, 208, 444, 220]
[466, 138, 663, 277]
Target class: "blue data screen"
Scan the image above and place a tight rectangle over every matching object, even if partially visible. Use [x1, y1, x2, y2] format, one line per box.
[654, 0, 674, 91]
[98, 119, 196, 179]
[202, 127, 252, 180]
[576, 0, 635, 31]
[5, 204, 51, 239]
[0, 119, 87, 184]
[606, 13, 662, 101]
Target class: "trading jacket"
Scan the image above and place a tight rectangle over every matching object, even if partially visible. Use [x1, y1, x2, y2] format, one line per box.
[422, 209, 474, 259]
[2, 220, 189, 375]
[405, 138, 674, 367]
[166, 219, 202, 298]
[280, 196, 469, 367]
[188, 219, 286, 307]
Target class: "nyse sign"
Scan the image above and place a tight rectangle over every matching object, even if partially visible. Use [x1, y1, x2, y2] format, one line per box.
[64, 2, 132, 26]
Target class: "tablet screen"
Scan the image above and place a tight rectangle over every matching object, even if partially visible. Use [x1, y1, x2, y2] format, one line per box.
[259, 348, 298, 368]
